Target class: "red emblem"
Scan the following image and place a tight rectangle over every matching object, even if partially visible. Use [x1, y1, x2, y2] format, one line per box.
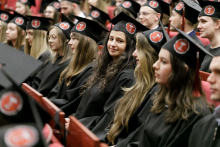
[31, 19, 41, 28]
[59, 22, 70, 30]
[126, 22, 136, 34]
[4, 125, 39, 147]
[0, 92, 23, 116]
[91, 10, 100, 18]
[175, 2, 184, 11]
[174, 39, 190, 54]
[20, 0, 28, 3]
[53, 2, 60, 9]
[204, 5, 215, 15]
[1, 13, 9, 21]
[76, 22, 86, 31]
[122, 1, 132, 8]
[164, 0, 171, 4]
[150, 31, 163, 43]
[15, 17, 24, 25]
[149, 1, 159, 8]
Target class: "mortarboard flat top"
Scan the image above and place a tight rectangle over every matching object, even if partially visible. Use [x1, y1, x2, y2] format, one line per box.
[198, 0, 220, 19]
[110, 12, 149, 41]
[88, 5, 110, 25]
[119, 0, 141, 18]
[17, 0, 36, 7]
[61, 0, 81, 4]
[26, 16, 53, 31]
[143, 0, 170, 16]
[48, 1, 60, 11]
[0, 43, 43, 88]
[0, 10, 14, 24]
[9, 11, 29, 30]
[71, 15, 108, 42]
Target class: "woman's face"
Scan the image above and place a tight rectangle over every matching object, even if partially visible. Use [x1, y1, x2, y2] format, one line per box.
[15, 2, 26, 15]
[6, 23, 18, 41]
[132, 48, 140, 67]
[153, 48, 172, 85]
[26, 29, 34, 46]
[44, 6, 55, 19]
[48, 28, 62, 52]
[88, 0, 98, 7]
[68, 33, 79, 54]
[107, 30, 127, 61]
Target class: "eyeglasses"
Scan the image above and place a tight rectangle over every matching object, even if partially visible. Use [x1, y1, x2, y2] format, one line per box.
[47, 35, 61, 40]
[44, 11, 52, 14]
[137, 12, 157, 17]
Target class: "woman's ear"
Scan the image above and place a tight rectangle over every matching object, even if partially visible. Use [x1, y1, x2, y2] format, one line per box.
[22, 30, 25, 36]
[215, 20, 220, 29]
[87, 37, 90, 41]
[66, 39, 69, 42]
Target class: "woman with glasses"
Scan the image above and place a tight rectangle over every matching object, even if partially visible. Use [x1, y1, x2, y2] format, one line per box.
[30, 16, 73, 97]
[44, 1, 60, 25]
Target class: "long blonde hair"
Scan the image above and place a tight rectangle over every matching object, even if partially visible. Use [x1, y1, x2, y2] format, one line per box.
[7, 25, 25, 50]
[107, 33, 158, 145]
[59, 32, 98, 85]
[25, 29, 49, 59]
[25, 5, 32, 15]
[0, 21, 7, 43]
[47, 26, 72, 64]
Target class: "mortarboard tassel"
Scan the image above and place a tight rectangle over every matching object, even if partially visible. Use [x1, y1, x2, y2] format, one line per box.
[193, 51, 201, 97]
[181, 7, 185, 31]
[168, 20, 171, 37]
[171, 0, 174, 9]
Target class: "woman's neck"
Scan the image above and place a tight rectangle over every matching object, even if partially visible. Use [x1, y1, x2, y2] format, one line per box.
[209, 32, 220, 49]
[12, 40, 16, 47]
[112, 57, 118, 63]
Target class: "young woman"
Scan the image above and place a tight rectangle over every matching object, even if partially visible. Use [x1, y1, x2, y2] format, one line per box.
[44, 1, 60, 25]
[0, 10, 14, 44]
[6, 12, 28, 51]
[30, 16, 73, 97]
[48, 16, 104, 108]
[15, 0, 35, 15]
[25, 16, 52, 63]
[198, 1, 220, 73]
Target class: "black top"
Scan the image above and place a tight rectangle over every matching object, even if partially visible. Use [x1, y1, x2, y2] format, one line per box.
[200, 46, 220, 73]
[19, 45, 24, 52]
[48, 64, 94, 108]
[31, 56, 70, 97]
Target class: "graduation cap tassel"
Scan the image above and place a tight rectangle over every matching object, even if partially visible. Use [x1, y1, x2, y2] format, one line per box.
[168, 20, 171, 37]
[181, 7, 185, 31]
[171, 0, 174, 9]
[193, 51, 201, 97]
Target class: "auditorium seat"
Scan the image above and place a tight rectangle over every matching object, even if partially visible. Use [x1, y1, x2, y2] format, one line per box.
[199, 71, 210, 81]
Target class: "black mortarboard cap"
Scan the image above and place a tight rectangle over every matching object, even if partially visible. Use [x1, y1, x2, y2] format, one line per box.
[54, 14, 74, 40]
[88, 5, 110, 25]
[0, 43, 43, 89]
[17, 0, 36, 7]
[173, 1, 184, 15]
[63, 0, 81, 4]
[26, 16, 53, 31]
[9, 11, 29, 30]
[198, 0, 220, 19]
[109, 12, 149, 41]
[119, 0, 141, 18]
[0, 10, 14, 24]
[71, 15, 109, 42]
[143, 0, 170, 16]
[48, 1, 61, 12]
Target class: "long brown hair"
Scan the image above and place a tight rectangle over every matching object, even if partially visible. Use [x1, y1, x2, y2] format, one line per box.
[59, 32, 98, 85]
[0, 21, 7, 43]
[81, 32, 135, 93]
[114, 6, 135, 19]
[151, 51, 210, 123]
[107, 33, 158, 144]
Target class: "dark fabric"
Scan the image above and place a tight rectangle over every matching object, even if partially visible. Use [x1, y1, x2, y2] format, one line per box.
[31, 56, 70, 97]
[191, 33, 204, 47]
[19, 45, 24, 52]
[200, 46, 220, 73]
[48, 64, 93, 108]
[37, 50, 51, 64]
[189, 114, 220, 147]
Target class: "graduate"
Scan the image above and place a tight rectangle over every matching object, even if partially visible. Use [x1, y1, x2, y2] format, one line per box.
[48, 15, 108, 108]
[25, 16, 52, 63]
[0, 10, 14, 44]
[169, 0, 204, 46]
[44, 1, 61, 25]
[6, 12, 28, 52]
[15, 0, 35, 15]
[199, 1, 220, 73]
[138, 0, 170, 29]
[189, 56, 220, 147]
[30, 15, 73, 97]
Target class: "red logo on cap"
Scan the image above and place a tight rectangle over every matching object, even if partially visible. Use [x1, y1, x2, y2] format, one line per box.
[149, 1, 159, 8]
[150, 31, 163, 43]
[4, 125, 39, 147]
[76, 22, 86, 31]
[31, 19, 41, 28]
[91, 10, 100, 18]
[175, 2, 184, 11]
[174, 39, 190, 54]
[204, 5, 215, 15]
[164, 0, 171, 4]
[1, 13, 9, 21]
[122, 1, 132, 8]
[20, 0, 28, 3]
[53, 2, 60, 9]
[15, 17, 24, 25]
[59, 22, 70, 30]
[126, 22, 136, 34]
[0, 92, 23, 116]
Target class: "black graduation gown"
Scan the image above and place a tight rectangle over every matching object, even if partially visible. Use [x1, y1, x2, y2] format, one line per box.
[37, 50, 51, 64]
[189, 114, 220, 147]
[90, 84, 159, 143]
[31, 56, 70, 97]
[19, 45, 24, 52]
[200, 46, 220, 73]
[191, 33, 204, 46]
[48, 64, 94, 108]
